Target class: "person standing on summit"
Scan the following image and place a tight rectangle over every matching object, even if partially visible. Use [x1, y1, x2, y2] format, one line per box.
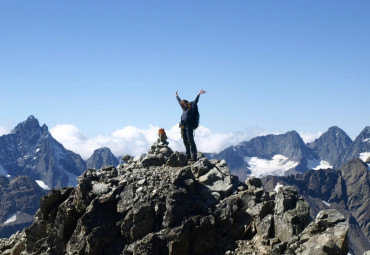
[176, 89, 206, 161]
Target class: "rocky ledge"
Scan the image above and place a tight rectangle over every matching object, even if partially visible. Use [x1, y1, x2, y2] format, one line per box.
[0, 141, 349, 255]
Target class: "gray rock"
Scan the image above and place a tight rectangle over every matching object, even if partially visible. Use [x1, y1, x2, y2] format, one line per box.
[198, 166, 233, 197]
[246, 176, 263, 188]
[166, 152, 188, 167]
[285, 209, 349, 255]
[274, 186, 310, 242]
[92, 182, 110, 195]
[0, 145, 350, 255]
[121, 154, 133, 163]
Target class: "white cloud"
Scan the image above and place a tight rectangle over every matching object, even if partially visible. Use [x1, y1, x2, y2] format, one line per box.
[0, 126, 10, 136]
[298, 131, 324, 144]
[50, 124, 273, 160]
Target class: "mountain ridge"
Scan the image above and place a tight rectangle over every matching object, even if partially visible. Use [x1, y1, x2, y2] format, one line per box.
[207, 125, 370, 181]
[0, 141, 349, 255]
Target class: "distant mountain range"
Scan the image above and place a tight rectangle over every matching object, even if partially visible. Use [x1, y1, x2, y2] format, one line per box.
[2, 116, 368, 187]
[207, 126, 370, 180]
[0, 116, 119, 237]
[0, 115, 369, 249]
[0, 116, 119, 189]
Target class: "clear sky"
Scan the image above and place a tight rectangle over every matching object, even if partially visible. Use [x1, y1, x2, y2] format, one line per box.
[1, 1, 369, 158]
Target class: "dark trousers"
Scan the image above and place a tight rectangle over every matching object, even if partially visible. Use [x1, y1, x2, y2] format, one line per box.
[182, 126, 197, 158]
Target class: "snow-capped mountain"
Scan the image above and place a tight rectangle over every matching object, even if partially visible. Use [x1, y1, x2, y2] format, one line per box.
[0, 116, 86, 188]
[86, 147, 119, 169]
[307, 126, 353, 169]
[208, 126, 369, 180]
[0, 116, 124, 239]
[341, 126, 370, 167]
[207, 131, 319, 179]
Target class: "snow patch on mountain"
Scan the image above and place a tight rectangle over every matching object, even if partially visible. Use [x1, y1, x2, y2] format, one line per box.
[363, 138, 370, 143]
[3, 214, 17, 224]
[36, 180, 51, 190]
[0, 164, 8, 177]
[245, 155, 299, 177]
[307, 159, 333, 170]
[359, 152, 370, 162]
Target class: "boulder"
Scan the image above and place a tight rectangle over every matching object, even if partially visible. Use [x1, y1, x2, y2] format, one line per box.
[285, 209, 349, 255]
[273, 186, 310, 242]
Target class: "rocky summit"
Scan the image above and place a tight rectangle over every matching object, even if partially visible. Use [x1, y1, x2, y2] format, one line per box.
[0, 141, 349, 255]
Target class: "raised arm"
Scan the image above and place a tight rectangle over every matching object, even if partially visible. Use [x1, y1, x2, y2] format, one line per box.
[194, 89, 206, 105]
[176, 90, 182, 105]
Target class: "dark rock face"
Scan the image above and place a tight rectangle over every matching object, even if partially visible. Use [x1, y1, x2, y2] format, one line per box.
[86, 147, 119, 169]
[0, 143, 349, 255]
[262, 158, 370, 255]
[307, 126, 353, 169]
[0, 176, 47, 238]
[0, 116, 86, 188]
[341, 126, 370, 166]
[240, 131, 315, 162]
[207, 126, 370, 181]
[340, 159, 370, 242]
[207, 131, 318, 178]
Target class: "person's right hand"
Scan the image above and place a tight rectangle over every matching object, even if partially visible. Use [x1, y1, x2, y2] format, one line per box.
[175, 90, 178, 96]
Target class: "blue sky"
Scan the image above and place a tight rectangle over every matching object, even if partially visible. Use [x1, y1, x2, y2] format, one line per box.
[1, 1, 369, 157]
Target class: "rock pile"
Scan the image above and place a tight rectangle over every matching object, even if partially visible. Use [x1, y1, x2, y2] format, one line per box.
[0, 142, 349, 255]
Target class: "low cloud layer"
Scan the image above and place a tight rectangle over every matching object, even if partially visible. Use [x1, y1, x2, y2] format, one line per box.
[298, 131, 324, 143]
[50, 124, 277, 160]
[2, 123, 323, 160]
[0, 126, 10, 136]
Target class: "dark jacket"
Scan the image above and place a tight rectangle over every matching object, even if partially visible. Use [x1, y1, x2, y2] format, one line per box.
[176, 94, 199, 127]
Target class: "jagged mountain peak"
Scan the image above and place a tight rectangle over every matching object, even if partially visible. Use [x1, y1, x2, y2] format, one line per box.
[91, 147, 112, 154]
[0, 116, 86, 188]
[12, 115, 43, 137]
[321, 126, 351, 139]
[86, 147, 119, 169]
[340, 126, 370, 166]
[307, 126, 352, 168]
[324, 126, 352, 140]
[357, 126, 370, 138]
[285, 129, 301, 137]
[327, 125, 343, 132]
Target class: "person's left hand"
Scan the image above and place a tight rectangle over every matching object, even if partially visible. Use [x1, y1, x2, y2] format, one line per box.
[199, 89, 206, 95]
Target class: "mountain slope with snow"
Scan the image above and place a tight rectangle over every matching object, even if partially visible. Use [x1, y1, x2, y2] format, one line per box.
[307, 126, 353, 169]
[341, 126, 370, 167]
[0, 175, 47, 238]
[0, 116, 86, 188]
[207, 131, 320, 178]
[208, 126, 369, 180]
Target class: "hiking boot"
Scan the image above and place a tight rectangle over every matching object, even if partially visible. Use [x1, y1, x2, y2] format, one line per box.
[191, 154, 197, 161]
